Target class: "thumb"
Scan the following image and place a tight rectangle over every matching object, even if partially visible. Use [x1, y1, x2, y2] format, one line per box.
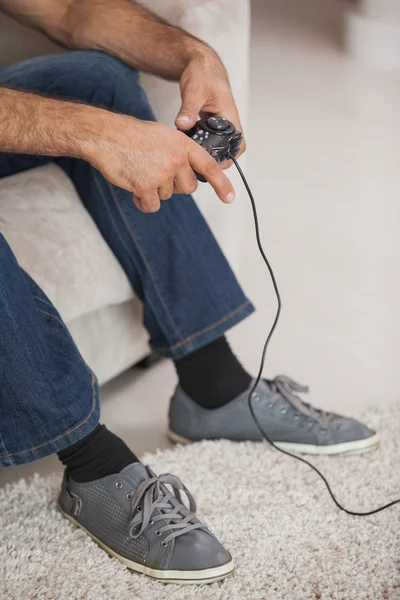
[175, 89, 203, 130]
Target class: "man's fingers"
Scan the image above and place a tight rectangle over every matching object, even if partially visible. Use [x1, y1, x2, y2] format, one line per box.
[135, 190, 161, 213]
[221, 159, 233, 171]
[175, 87, 204, 131]
[235, 136, 247, 159]
[132, 194, 143, 211]
[175, 101, 200, 130]
[174, 167, 199, 196]
[189, 145, 235, 204]
[158, 181, 174, 201]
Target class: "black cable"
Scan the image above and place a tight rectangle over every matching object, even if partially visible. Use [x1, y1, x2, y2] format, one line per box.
[231, 155, 400, 516]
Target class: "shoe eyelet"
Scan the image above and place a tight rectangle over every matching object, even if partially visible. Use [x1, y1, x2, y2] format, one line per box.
[294, 415, 300, 421]
[267, 402, 274, 408]
[155, 530, 162, 536]
[150, 520, 154, 525]
[136, 505, 143, 512]
[115, 481, 123, 489]
[251, 392, 260, 401]
[280, 406, 287, 414]
[160, 541, 168, 548]
[126, 492, 133, 500]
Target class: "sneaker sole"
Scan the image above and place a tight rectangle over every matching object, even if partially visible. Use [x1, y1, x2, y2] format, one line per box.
[59, 506, 235, 585]
[168, 429, 381, 456]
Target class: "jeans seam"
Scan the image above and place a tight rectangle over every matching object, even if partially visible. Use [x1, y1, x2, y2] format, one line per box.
[154, 299, 252, 352]
[32, 295, 56, 309]
[104, 179, 185, 343]
[0, 372, 97, 461]
[36, 308, 71, 330]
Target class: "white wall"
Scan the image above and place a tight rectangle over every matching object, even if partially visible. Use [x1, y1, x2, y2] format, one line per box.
[231, 0, 400, 415]
[345, 0, 400, 69]
[360, 0, 400, 21]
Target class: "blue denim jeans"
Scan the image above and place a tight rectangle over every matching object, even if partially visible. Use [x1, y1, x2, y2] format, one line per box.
[0, 51, 254, 467]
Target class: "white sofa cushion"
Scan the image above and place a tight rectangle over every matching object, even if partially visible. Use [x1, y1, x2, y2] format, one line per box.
[0, 164, 134, 323]
[68, 299, 148, 385]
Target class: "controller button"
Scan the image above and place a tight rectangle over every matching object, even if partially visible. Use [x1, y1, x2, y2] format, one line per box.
[206, 116, 230, 131]
[193, 134, 198, 139]
[198, 130, 204, 134]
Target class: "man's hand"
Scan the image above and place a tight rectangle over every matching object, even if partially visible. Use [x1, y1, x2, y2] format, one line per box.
[0, 88, 234, 214]
[175, 52, 246, 165]
[0, 0, 245, 166]
[0, 1, 245, 169]
[0, 1, 243, 208]
[83, 115, 235, 213]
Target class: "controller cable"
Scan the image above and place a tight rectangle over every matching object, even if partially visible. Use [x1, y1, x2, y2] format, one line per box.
[230, 155, 400, 516]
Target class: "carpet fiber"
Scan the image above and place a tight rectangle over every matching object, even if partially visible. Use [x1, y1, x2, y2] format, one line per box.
[1, 404, 399, 600]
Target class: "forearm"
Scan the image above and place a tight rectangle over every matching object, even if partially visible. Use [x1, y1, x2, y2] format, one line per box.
[0, 86, 102, 158]
[0, 0, 217, 81]
[62, 0, 216, 80]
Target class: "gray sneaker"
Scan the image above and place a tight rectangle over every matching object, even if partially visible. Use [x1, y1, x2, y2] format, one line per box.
[168, 375, 380, 455]
[59, 462, 234, 584]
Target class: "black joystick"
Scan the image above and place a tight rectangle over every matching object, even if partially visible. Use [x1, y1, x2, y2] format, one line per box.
[184, 116, 242, 182]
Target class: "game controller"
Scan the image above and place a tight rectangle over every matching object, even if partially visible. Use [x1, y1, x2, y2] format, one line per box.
[184, 116, 243, 182]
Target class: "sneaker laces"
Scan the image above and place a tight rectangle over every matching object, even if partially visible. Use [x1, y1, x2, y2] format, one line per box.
[128, 472, 209, 545]
[267, 375, 337, 429]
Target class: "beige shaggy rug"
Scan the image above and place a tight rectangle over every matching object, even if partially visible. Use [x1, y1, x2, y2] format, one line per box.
[1, 404, 399, 600]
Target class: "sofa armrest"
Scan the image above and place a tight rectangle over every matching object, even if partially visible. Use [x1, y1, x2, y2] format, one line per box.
[139, 0, 251, 269]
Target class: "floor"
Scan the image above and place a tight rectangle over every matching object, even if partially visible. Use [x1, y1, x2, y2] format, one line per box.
[1, 0, 400, 486]
[3, 402, 398, 600]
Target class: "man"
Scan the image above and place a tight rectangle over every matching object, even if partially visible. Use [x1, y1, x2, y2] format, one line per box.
[0, 0, 378, 585]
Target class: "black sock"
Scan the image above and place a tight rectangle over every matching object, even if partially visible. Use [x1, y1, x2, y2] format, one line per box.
[58, 424, 139, 483]
[174, 336, 251, 409]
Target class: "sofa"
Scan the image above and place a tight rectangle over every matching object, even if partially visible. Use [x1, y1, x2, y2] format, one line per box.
[0, 0, 250, 385]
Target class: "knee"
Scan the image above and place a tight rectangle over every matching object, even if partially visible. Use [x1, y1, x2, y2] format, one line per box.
[1, 50, 138, 99]
[0, 49, 155, 120]
[71, 50, 139, 82]
[64, 50, 137, 101]
[65, 51, 154, 119]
